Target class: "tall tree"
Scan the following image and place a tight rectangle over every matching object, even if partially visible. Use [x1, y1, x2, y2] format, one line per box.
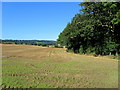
[57, 2, 120, 56]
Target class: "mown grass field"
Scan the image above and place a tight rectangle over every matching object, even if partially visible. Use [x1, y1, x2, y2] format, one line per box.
[2, 44, 118, 88]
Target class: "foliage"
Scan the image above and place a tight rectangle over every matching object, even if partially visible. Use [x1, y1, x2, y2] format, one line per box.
[2, 40, 57, 46]
[57, 2, 120, 56]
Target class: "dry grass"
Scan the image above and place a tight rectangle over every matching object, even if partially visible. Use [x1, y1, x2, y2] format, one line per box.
[2, 44, 118, 88]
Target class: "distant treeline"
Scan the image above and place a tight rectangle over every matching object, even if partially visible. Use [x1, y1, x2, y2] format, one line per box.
[57, 2, 120, 58]
[1, 39, 57, 47]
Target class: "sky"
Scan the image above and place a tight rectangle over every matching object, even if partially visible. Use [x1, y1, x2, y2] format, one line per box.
[2, 2, 82, 40]
[2, 0, 84, 2]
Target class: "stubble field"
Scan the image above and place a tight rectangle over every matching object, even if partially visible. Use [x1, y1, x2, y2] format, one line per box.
[2, 44, 118, 88]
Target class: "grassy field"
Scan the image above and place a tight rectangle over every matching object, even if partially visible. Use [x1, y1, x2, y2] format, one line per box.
[2, 44, 118, 88]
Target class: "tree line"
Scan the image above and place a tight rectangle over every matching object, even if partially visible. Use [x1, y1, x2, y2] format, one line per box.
[1, 40, 57, 47]
[57, 2, 120, 57]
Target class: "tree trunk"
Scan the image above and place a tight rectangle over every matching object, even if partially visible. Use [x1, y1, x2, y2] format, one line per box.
[116, 52, 118, 56]
[109, 52, 111, 55]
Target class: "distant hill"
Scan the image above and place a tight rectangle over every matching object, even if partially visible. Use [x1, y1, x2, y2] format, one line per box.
[1, 39, 57, 46]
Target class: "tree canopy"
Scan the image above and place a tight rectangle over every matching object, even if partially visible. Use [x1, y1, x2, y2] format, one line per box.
[57, 2, 120, 56]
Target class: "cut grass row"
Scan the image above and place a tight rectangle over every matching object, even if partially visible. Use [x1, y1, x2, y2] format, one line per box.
[2, 44, 118, 88]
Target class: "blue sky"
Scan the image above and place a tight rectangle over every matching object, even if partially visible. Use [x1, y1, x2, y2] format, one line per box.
[2, 2, 82, 40]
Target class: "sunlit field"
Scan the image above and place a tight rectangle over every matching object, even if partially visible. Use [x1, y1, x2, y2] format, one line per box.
[2, 44, 118, 88]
